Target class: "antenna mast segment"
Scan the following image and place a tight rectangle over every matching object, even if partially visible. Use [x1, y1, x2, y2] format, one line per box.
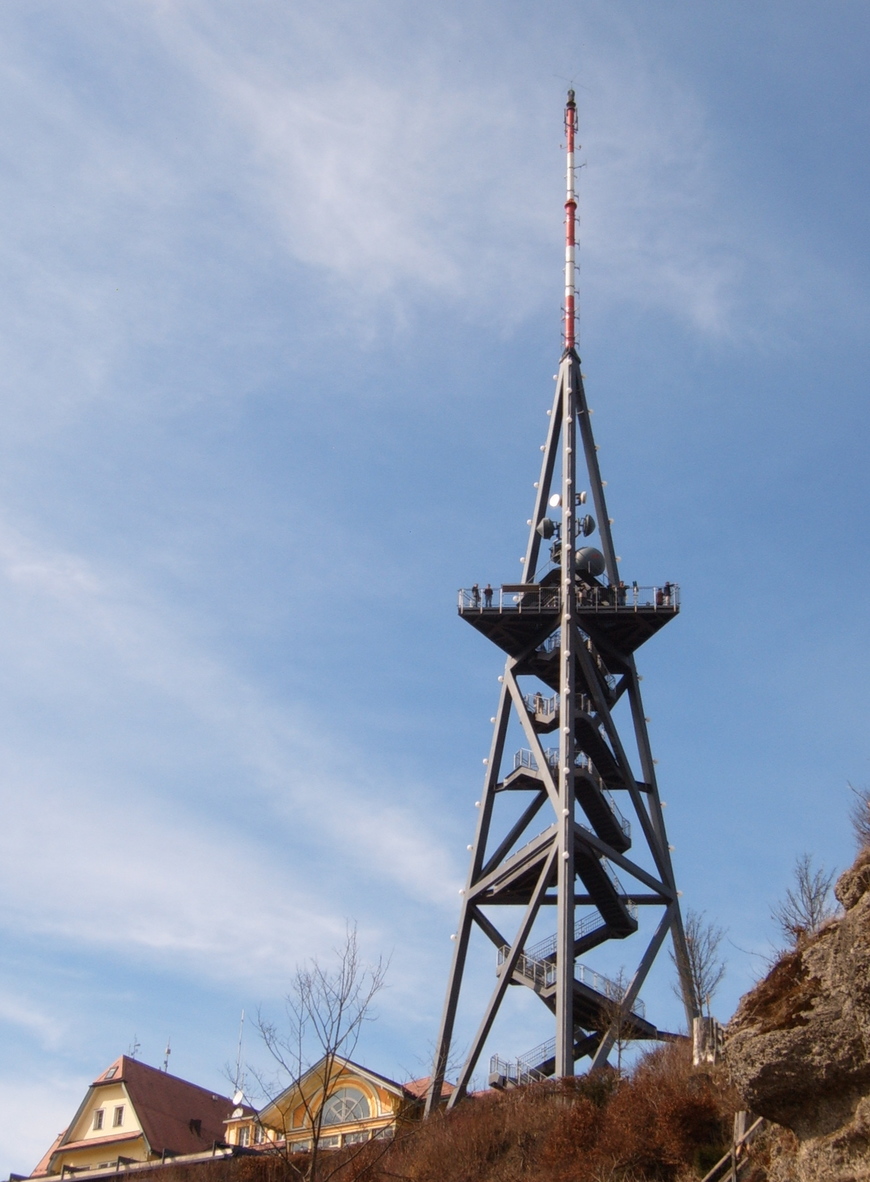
[234, 1010, 246, 1094]
[425, 91, 695, 1114]
[564, 90, 577, 352]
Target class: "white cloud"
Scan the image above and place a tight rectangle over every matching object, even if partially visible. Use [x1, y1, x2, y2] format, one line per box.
[0, 0, 853, 461]
[144, 0, 748, 336]
[0, 993, 65, 1051]
[0, 516, 460, 987]
[0, 1073, 84, 1177]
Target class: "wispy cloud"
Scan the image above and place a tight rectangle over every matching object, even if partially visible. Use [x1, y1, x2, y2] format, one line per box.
[0, 0, 853, 463]
[146, 0, 750, 336]
[0, 992, 65, 1050]
[0, 1073, 84, 1176]
[0, 516, 459, 988]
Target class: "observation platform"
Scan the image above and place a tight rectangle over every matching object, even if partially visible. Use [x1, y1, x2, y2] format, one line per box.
[458, 583, 679, 659]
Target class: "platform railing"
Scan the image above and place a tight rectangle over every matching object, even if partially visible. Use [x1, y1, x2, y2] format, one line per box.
[512, 748, 539, 773]
[601, 788, 631, 840]
[509, 750, 631, 841]
[601, 856, 629, 902]
[489, 1053, 547, 1087]
[523, 692, 558, 718]
[458, 584, 680, 613]
[457, 586, 560, 612]
[495, 946, 645, 1019]
[499, 912, 609, 969]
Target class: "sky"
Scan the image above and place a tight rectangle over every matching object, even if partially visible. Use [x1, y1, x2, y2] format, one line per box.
[1, 0, 870, 1173]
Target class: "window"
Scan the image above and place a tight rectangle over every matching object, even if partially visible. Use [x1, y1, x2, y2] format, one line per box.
[253, 1125, 265, 1145]
[93, 1110, 104, 1131]
[104, 1067, 118, 1080]
[321, 1087, 370, 1126]
[113, 1107, 124, 1128]
[238, 1127, 250, 1147]
[343, 1131, 370, 1146]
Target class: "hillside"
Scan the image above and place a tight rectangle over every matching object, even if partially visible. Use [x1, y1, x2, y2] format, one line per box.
[57, 846, 870, 1182]
[726, 846, 870, 1181]
[145, 1043, 739, 1182]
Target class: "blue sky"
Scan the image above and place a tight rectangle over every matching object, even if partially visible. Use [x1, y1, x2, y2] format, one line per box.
[2, 0, 870, 1172]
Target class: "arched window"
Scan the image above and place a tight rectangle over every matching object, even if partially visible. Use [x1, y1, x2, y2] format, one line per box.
[321, 1087, 370, 1126]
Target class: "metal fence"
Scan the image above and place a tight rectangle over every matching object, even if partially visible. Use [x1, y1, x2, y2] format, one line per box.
[489, 1054, 547, 1087]
[495, 945, 645, 1019]
[523, 691, 559, 717]
[459, 584, 680, 613]
[509, 749, 631, 840]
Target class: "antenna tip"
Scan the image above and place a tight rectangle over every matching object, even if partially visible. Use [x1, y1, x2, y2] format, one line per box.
[567, 89, 575, 106]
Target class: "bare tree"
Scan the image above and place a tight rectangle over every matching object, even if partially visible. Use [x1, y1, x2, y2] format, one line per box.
[670, 909, 726, 1018]
[771, 853, 837, 948]
[598, 967, 633, 1076]
[253, 924, 388, 1182]
[849, 783, 870, 850]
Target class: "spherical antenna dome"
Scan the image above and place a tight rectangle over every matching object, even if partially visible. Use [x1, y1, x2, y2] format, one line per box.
[575, 547, 606, 576]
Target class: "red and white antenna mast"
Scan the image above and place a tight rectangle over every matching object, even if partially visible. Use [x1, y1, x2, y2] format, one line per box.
[424, 92, 694, 1115]
[564, 89, 578, 352]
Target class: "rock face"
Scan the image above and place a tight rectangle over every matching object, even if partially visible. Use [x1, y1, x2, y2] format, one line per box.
[726, 847, 870, 1181]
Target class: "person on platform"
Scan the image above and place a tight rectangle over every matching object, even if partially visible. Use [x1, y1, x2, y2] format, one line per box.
[484, 583, 493, 607]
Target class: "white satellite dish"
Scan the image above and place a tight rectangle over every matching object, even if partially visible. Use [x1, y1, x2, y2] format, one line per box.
[548, 493, 561, 508]
[232, 1090, 245, 1107]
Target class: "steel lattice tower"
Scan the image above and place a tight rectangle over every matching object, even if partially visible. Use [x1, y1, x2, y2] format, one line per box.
[425, 92, 695, 1113]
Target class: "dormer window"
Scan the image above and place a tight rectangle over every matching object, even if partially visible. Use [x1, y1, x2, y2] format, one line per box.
[104, 1067, 118, 1080]
[113, 1106, 124, 1127]
[93, 1110, 105, 1131]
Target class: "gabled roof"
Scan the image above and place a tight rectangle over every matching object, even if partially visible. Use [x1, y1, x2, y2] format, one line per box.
[258, 1056, 404, 1125]
[256, 1057, 454, 1126]
[39, 1056, 235, 1173]
[30, 1132, 66, 1178]
[118, 1058, 233, 1154]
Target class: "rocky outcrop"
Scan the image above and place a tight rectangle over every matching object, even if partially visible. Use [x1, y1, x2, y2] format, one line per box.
[726, 847, 870, 1181]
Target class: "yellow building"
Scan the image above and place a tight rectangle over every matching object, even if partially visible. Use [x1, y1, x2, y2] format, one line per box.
[31, 1056, 243, 1178]
[224, 1057, 448, 1153]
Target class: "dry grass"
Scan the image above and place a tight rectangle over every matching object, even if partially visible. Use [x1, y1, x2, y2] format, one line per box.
[735, 948, 822, 1035]
[150, 1044, 741, 1182]
[330, 1042, 736, 1182]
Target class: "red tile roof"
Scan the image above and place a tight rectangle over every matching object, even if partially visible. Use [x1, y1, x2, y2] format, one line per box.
[401, 1077, 455, 1101]
[99, 1057, 235, 1155]
[48, 1132, 142, 1154]
[33, 1056, 237, 1174]
[30, 1132, 66, 1177]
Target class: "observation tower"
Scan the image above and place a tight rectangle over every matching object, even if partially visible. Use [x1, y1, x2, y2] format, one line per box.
[426, 92, 695, 1113]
